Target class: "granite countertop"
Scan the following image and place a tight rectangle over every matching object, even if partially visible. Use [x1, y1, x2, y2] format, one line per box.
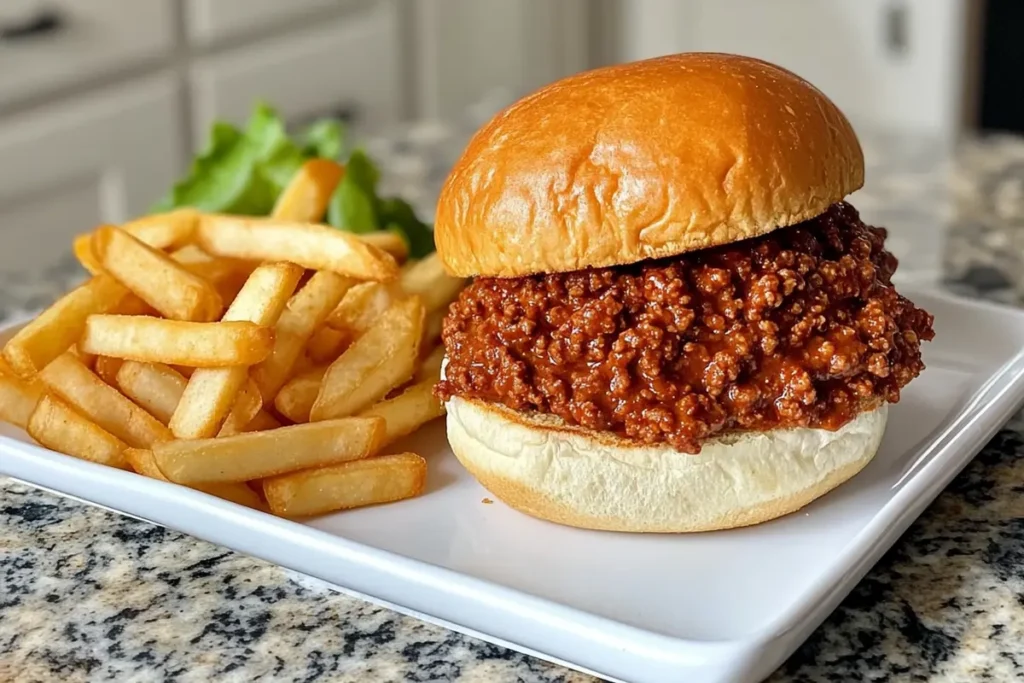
[3, 125, 1024, 683]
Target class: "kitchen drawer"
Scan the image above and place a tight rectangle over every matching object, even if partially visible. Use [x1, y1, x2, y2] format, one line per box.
[189, 2, 403, 143]
[185, 0, 362, 45]
[0, 75, 183, 274]
[0, 0, 175, 108]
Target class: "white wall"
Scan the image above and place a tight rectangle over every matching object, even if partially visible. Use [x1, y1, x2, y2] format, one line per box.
[619, 0, 970, 139]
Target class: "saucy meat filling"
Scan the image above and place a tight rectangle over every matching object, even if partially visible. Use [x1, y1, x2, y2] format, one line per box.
[436, 202, 935, 453]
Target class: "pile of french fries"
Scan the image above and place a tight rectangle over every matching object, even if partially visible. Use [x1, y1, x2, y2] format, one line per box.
[0, 159, 463, 518]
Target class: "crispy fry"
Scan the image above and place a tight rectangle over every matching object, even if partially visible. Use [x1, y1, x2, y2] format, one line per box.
[28, 395, 127, 468]
[311, 297, 424, 421]
[273, 366, 327, 424]
[153, 416, 385, 484]
[263, 452, 426, 518]
[416, 345, 446, 383]
[0, 370, 45, 429]
[244, 410, 282, 432]
[215, 380, 263, 437]
[324, 281, 405, 334]
[123, 446, 168, 480]
[400, 253, 465, 313]
[73, 210, 197, 276]
[116, 361, 187, 424]
[272, 159, 345, 222]
[93, 226, 224, 322]
[306, 326, 348, 364]
[195, 215, 398, 281]
[39, 353, 172, 448]
[117, 361, 265, 437]
[73, 232, 104, 275]
[2, 275, 128, 377]
[251, 271, 354, 402]
[122, 208, 198, 249]
[359, 381, 445, 450]
[94, 356, 125, 386]
[171, 263, 302, 439]
[69, 344, 96, 369]
[81, 316, 273, 367]
[358, 231, 409, 263]
[125, 447, 266, 509]
[421, 309, 445, 348]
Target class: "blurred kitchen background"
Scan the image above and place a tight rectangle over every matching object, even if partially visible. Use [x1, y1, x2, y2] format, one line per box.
[0, 0, 1019, 284]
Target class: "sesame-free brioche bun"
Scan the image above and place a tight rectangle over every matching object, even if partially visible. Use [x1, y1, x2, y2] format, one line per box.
[435, 52, 864, 278]
[446, 396, 887, 533]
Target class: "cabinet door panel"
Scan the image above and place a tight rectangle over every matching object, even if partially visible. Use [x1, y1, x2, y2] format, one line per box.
[0, 76, 183, 274]
[190, 3, 402, 139]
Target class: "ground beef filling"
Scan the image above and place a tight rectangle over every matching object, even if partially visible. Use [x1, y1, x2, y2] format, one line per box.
[436, 202, 935, 454]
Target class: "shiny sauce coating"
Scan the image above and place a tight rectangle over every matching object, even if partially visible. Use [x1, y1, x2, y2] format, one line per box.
[436, 203, 935, 453]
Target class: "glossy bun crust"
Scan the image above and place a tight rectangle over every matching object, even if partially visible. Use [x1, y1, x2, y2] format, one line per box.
[435, 52, 864, 278]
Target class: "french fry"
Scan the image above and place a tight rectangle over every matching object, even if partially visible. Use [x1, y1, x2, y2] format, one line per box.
[123, 446, 169, 480]
[263, 452, 427, 518]
[416, 345, 446, 383]
[358, 231, 409, 263]
[422, 309, 445, 348]
[2, 275, 128, 377]
[27, 395, 128, 468]
[171, 263, 303, 439]
[116, 361, 187, 424]
[306, 326, 348, 364]
[117, 361, 266, 437]
[73, 232, 104, 275]
[273, 366, 327, 424]
[250, 271, 354, 402]
[94, 356, 125, 386]
[244, 410, 282, 432]
[400, 253, 466, 313]
[0, 370, 45, 429]
[324, 281, 405, 334]
[93, 226, 224, 322]
[124, 447, 266, 509]
[310, 297, 424, 421]
[69, 344, 96, 369]
[81, 316, 273, 367]
[169, 246, 257, 301]
[359, 380, 445, 450]
[73, 210, 198, 275]
[214, 380, 263, 437]
[39, 353, 173, 449]
[153, 416, 385, 484]
[272, 158, 344, 222]
[195, 215, 399, 281]
[121, 208, 198, 249]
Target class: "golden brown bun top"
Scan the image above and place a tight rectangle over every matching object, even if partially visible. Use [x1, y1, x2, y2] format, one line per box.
[435, 52, 864, 278]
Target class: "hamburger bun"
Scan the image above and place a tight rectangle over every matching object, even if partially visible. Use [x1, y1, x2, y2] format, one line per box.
[435, 52, 863, 278]
[446, 395, 887, 533]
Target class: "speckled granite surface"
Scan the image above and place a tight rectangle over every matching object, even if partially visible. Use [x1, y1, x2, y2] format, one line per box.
[3, 129, 1024, 682]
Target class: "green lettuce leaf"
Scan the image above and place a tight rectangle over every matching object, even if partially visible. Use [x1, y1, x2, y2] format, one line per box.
[378, 198, 435, 259]
[154, 103, 435, 255]
[326, 150, 379, 233]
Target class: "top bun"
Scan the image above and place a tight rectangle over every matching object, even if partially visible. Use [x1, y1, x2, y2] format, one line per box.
[435, 53, 864, 278]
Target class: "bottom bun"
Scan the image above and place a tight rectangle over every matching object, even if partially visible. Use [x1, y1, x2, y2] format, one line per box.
[445, 397, 888, 533]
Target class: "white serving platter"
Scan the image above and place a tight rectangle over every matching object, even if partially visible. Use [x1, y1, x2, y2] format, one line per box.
[2, 285, 1023, 683]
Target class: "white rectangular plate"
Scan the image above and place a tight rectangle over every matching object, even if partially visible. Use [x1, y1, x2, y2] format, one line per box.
[2, 286, 1022, 683]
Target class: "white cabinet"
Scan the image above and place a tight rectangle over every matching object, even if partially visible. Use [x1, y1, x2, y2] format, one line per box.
[619, 0, 969, 139]
[411, 0, 589, 121]
[0, 0, 175, 108]
[0, 76, 183, 273]
[184, 0, 356, 45]
[189, 2, 402, 140]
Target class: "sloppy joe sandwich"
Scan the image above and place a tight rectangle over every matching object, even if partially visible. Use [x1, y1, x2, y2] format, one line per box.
[433, 53, 935, 532]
